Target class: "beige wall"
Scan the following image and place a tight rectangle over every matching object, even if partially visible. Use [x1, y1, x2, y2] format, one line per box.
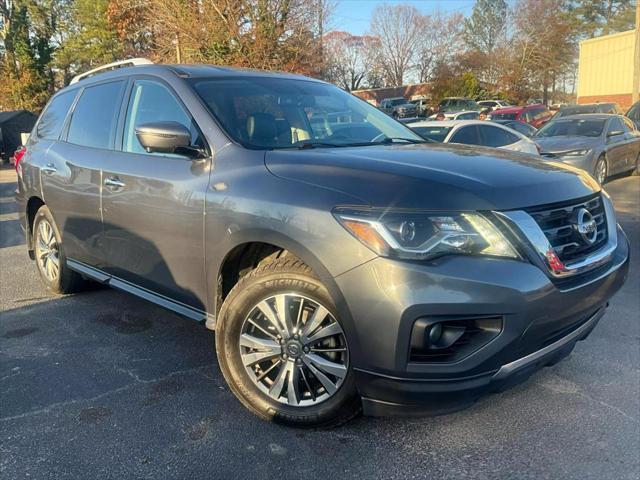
[577, 29, 637, 107]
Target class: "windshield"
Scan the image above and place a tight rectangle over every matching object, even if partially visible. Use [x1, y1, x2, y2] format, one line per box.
[535, 119, 605, 138]
[440, 99, 478, 113]
[389, 98, 406, 106]
[411, 126, 452, 142]
[557, 106, 597, 117]
[491, 112, 517, 120]
[189, 77, 422, 149]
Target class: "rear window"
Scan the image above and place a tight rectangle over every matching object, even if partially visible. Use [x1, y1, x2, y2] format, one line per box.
[37, 91, 76, 140]
[67, 81, 124, 149]
[478, 125, 519, 147]
[411, 126, 451, 142]
[491, 112, 517, 120]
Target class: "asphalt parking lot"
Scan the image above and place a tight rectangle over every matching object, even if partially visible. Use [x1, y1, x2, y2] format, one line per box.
[0, 166, 638, 480]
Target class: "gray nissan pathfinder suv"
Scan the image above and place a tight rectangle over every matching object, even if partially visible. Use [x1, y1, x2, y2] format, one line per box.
[15, 61, 629, 427]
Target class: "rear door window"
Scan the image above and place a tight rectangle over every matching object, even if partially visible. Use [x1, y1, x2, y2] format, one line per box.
[67, 80, 125, 149]
[37, 90, 77, 140]
[478, 125, 519, 147]
[449, 125, 482, 145]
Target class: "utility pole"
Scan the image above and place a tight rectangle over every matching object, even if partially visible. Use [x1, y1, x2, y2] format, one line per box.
[633, 1, 639, 103]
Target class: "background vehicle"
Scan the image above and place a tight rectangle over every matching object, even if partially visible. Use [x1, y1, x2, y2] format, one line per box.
[428, 110, 479, 121]
[555, 102, 624, 118]
[409, 98, 431, 117]
[437, 97, 480, 116]
[490, 104, 553, 129]
[534, 114, 640, 184]
[379, 97, 417, 118]
[407, 119, 539, 154]
[626, 101, 640, 129]
[478, 100, 511, 111]
[492, 119, 538, 137]
[15, 61, 629, 428]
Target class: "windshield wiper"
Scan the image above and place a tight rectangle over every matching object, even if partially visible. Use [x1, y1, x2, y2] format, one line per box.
[375, 137, 430, 144]
[295, 141, 345, 150]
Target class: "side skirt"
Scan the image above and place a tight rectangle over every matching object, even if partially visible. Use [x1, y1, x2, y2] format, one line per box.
[67, 258, 217, 329]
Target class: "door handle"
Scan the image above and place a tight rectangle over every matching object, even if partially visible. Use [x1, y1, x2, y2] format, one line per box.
[41, 163, 57, 175]
[104, 177, 126, 191]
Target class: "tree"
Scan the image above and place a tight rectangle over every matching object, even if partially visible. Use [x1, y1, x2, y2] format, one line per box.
[0, 0, 52, 110]
[414, 11, 463, 83]
[506, 0, 577, 104]
[324, 31, 376, 91]
[370, 4, 422, 86]
[570, 0, 637, 38]
[57, 0, 122, 75]
[462, 0, 508, 84]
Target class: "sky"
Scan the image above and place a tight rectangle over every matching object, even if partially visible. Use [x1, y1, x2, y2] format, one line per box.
[331, 0, 477, 35]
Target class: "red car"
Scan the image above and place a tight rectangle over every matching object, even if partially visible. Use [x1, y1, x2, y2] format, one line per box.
[490, 104, 553, 129]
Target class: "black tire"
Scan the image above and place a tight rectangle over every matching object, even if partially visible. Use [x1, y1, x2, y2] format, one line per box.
[216, 257, 361, 428]
[32, 205, 86, 294]
[594, 155, 607, 185]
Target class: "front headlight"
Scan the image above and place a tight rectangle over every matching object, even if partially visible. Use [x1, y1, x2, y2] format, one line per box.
[334, 209, 520, 260]
[560, 149, 591, 157]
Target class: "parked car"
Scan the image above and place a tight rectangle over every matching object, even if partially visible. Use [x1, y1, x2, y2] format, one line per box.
[492, 119, 538, 137]
[16, 60, 629, 427]
[534, 114, 640, 184]
[477, 100, 511, 111]
[379, 97, 417, 118]
[437, 97, 480, 115]
[490, 104, 553, 129]
[428, 110, 479, 121]
[409, 98, 431, 117]
[555, 103, 624, 118]
[407, 120, 539, 154]
[626, 101, 640, 129]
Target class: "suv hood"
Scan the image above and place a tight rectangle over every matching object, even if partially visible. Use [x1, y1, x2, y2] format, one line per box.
[265, 143, 599, 211]
[534, 136, 601, 154]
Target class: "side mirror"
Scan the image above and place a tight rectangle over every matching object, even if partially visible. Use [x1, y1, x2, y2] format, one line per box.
[135, 121, 192, 154]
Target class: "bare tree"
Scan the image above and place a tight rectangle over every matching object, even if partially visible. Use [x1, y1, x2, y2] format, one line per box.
[324, 31, 370, 90]
[369, 4, 422, 86]
[414, 11, 464, 83]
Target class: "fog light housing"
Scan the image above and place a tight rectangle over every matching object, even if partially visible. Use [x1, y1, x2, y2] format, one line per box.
[410, 316, 502, 363]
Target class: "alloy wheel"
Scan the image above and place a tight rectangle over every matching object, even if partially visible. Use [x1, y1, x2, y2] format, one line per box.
[35, 219, 60, 282]
[595, 157, 607, 184]
[239, 293, 348, 407]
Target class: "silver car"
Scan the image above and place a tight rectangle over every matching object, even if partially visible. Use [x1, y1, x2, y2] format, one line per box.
[534, 114, 640, 184]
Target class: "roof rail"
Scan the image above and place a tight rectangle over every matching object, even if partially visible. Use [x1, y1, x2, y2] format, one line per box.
[70, 58, 154, 85]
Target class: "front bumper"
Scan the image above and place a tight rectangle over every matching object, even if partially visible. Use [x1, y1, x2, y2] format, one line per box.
[334, 227, 629, 416]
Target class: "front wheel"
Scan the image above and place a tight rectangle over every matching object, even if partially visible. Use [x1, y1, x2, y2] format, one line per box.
[216, 257, 361, 427]
[594, 155, 607, 185]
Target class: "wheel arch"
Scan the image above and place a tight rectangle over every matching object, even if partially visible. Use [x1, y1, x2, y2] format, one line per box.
[210, 230, 355, 340]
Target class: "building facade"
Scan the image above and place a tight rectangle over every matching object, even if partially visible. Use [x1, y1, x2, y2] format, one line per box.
[577, 28, 639, 110]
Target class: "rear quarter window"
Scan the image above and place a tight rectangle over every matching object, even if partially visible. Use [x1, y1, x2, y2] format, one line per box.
[37, 90, 77, 140]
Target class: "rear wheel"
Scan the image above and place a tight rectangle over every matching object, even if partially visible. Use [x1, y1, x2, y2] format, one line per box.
[33, 206, 86, 294]
[216, 257, 361, 427]
[594, 155, 607, 185]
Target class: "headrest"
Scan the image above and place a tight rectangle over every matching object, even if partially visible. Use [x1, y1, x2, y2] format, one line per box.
[247, 113, 277, 143]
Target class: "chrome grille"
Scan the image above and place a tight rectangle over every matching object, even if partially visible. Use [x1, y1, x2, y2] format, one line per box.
[525, 194, 608, 262]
